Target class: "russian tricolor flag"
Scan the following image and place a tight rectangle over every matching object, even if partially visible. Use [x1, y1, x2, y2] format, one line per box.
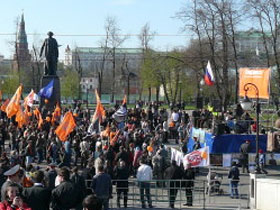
[204, 61, 215, 86]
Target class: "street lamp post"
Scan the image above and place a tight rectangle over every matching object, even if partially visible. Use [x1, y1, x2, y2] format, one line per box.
[179, 81, 182, 105]
[241, 82, 261, 174]
[86, 80, 89, 108]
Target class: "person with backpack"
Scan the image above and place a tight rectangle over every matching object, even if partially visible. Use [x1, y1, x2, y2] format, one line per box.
[228, 161, 240, 199]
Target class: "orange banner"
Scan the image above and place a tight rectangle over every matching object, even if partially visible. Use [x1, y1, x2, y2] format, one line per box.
[239, 68, 270, 99]
[55, 111, 76, 142]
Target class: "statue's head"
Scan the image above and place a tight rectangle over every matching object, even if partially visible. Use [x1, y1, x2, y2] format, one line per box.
[47, 31, 54, 37]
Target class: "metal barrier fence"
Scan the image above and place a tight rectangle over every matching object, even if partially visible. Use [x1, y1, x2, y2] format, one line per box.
[86, 179, 249, 209]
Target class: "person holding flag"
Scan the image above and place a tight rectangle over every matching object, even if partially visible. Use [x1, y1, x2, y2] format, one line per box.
[33, 108, 44, 129]
[51, 103, 61, 125]
[55, 111, 76, 167]
[15, 106, 28, 128]
[112, 95, 127, 129]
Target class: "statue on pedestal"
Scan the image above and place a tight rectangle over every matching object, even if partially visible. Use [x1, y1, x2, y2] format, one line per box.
[40, 31, 58, 76]
[39, 31, 61, 111]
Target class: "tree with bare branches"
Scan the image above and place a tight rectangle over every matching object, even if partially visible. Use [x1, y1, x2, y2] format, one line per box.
[177, 0, 242, 110]
[138, 23, 156, 101]
[246, 0, 280, 94]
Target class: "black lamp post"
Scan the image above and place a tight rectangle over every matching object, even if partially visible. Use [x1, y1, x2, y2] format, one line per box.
[86, 80, 89, 108]
[241, 82, 261, 174]
[179, 81, 182, 105]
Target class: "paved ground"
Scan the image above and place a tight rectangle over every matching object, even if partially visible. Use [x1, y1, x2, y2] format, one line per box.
[107, 165, 280, 210]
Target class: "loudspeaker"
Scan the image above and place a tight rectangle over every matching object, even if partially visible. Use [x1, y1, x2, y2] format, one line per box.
[196, 97, 203, 109]
[211, 99, 222, 112]
[213, 123, 225, 135]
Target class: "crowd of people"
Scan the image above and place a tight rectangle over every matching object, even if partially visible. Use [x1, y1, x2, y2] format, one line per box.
[0, 97, 267, 209]
[0, 100, 201, 210]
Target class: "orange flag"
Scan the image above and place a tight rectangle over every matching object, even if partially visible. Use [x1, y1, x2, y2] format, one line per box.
[55, 111, 76, 142]
[1, 99, 10, 112]
[33, 108, 43, 128]
[87, 90, 106, 134]
[51, 103, 61, 125]
[91, 89, 105, 123]
[6, 85, 23, 118]
[15, 106, 28, 128]
[122, 95, 127, 106]
[110, 130, 120, 146]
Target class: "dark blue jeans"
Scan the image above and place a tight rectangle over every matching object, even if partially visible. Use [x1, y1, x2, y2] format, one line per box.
[37, 149, 43, 163]
[139, 182, 152, 207]
[230, 181, 239, 198]
[98, 197, 109, 210]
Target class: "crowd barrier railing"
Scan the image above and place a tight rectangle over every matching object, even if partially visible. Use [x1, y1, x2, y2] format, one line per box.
[85, 179, 249, 209]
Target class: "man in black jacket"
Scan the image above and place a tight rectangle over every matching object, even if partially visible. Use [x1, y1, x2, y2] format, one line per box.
[51, 167, 80, 210]
[45, 163, 57, 191]
[239, 140, 251, 173]
[23, 170, 51, 210]
[115, 146, 129, 165]
[70, 167, 87, 209]
[183, 163, 195, 207]
[91, 165, 112, 210]
[114, 160, 130, 208]
[228, 161, 240, 198]
[164, 160, 184, 208]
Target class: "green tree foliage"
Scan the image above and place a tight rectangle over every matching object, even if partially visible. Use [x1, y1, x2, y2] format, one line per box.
[2, 70, 19, 98]
[140, 50, 160, 90]
[141, 49, 187, 105]
[61, 69, 80, 99]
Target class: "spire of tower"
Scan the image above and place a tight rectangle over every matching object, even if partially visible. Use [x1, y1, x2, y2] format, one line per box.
[17, 12, 27, 45]
[13, 12, 31, 71]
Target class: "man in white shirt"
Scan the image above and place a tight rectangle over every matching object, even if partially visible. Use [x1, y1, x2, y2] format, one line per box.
[80, 138, 90, 168]
[136, 158, 153, 208]
[171, 110, 179, 122]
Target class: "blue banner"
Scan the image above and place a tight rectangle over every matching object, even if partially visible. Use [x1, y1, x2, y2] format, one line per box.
[39, 79, 54, 99]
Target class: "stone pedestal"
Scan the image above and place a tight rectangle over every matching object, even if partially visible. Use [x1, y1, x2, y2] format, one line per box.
[40, 75, 60, 111]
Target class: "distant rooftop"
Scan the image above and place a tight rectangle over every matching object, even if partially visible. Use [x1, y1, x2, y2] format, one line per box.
[236, 28, 271, 39]
[75, 47, 143, 54]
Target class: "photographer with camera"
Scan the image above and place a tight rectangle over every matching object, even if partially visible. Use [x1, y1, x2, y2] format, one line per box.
[0, 182, 31, 210]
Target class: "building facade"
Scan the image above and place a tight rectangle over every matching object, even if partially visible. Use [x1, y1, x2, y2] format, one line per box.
[64, 46, 143, 95]
[234, 28, 279, 55]
[80, 77, 98, 93]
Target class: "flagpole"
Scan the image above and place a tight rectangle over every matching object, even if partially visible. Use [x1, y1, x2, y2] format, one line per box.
[207, 164, 211, 196]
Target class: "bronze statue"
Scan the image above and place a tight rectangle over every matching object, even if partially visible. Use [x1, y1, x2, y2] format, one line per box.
[40, 31, 59, 76]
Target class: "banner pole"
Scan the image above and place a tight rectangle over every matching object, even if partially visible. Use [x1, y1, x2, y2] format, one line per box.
[207, 156, 211, 196]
